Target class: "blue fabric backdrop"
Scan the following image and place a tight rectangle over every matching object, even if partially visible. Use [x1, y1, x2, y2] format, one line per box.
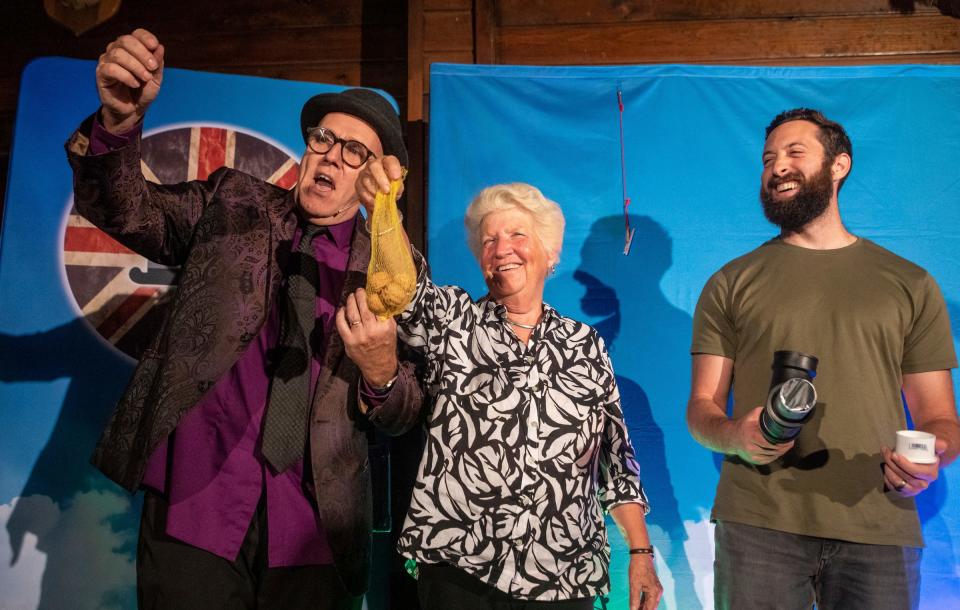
[0, 57, 400, 610]
[427, 63, 960, 609]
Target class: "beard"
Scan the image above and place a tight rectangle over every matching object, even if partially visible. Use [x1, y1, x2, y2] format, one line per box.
[760, 160, 833, 232]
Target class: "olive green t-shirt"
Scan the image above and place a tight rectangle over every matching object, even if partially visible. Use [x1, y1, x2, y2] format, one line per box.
[692, 237, 956, 547]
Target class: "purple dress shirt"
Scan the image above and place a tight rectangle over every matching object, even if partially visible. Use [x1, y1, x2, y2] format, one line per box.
[140, 219, 353, 567]
[90, 118, 387, 567]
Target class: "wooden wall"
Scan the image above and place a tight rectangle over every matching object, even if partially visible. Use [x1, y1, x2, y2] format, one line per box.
[490, 0, 960, 66]
[409, 1, 960, 222]
[412, 1, 960, 119]
[2, 1, 959, 248]
[0, 0, 417, 244]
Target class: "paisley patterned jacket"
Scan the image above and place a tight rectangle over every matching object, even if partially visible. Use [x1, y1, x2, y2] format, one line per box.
[66, 114, 426, 596]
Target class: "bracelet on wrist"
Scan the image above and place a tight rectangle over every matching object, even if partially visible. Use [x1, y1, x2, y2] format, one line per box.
[366, 373, 398, 393]
[628, 546, 654, 556]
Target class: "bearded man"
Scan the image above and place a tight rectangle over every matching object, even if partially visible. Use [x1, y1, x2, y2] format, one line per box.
[687, 108, 960, 610]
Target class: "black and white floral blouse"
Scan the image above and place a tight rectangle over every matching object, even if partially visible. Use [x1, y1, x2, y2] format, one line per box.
[396, 273, 648, 601]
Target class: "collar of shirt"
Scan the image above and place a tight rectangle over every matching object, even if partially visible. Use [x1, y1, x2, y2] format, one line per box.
[480, 297, 559, 331]
[292, 213, 357, 251]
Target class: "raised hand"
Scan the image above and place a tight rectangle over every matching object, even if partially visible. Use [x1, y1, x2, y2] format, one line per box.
[355, 155, 404, 216]
[96, 28, 165, 134]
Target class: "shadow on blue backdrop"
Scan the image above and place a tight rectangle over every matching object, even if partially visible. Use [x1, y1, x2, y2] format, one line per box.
[574, 215, 698, 609]
[1, 315, 139, 609]
[427, 61, 960, 609]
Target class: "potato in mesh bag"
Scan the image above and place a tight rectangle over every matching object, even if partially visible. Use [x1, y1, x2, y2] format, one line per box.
[365, 178, 416, 318]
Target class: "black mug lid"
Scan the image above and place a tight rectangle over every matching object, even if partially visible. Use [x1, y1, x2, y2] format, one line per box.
[772, 350, 819, 374]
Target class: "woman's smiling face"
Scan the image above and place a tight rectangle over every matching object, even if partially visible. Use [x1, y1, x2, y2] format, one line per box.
[479, 208, 554, 303]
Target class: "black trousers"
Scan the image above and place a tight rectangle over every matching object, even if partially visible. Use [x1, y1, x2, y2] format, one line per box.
[137, 491, 362, 610]
[417, 563, 595, 610]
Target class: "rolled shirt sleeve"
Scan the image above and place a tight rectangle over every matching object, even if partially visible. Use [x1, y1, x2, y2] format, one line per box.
[596, 339, 649, 514]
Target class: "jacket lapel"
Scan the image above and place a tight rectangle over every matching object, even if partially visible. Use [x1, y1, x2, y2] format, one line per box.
[266, 190, 299, 308]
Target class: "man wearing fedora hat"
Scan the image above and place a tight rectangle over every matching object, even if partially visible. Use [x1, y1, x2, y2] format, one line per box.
[64, 28, 426, 609]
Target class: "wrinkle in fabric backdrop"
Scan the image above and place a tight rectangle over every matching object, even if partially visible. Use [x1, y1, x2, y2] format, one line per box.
[427, 63, 960, 610]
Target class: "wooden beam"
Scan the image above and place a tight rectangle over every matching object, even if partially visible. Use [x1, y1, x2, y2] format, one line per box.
[425, 0, 471, 9]
[497, 15, 960, 65]
[406, 0, 427, 252]
[474, 0, 496, 63]
[4, 25, 406, 70]
[496, 0, 940, 26]
[408, 0, 426, 122]
[424, 9, 474, 52]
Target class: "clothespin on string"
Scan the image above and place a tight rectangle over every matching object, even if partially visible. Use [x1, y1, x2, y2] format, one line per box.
[617, 86, 635, 256]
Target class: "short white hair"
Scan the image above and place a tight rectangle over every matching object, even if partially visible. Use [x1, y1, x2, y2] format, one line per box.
[464, 183, 565, 266]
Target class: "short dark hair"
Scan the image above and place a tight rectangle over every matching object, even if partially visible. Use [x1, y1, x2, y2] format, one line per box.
[766, 108, 853, 189]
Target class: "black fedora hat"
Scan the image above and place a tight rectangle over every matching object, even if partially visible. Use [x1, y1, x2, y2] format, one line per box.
[300, 88, 408, 167]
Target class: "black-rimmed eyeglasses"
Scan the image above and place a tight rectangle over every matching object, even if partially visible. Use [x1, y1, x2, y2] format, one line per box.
[306, 127, 376, 169]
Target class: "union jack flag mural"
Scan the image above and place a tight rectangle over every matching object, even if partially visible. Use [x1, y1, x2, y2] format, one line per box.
[62, 125, 299, 360]
[0, 58, 369, 609]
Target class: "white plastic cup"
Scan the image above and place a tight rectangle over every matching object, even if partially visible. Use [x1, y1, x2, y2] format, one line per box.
[895, 430, 937, 464]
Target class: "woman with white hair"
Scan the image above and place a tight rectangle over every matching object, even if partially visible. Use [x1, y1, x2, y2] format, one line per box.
[349, 160, 662, 610]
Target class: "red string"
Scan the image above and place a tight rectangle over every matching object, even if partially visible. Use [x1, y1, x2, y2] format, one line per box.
[617, 88, 635, 256]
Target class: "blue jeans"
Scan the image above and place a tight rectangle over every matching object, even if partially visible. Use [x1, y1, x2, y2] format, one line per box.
[714, 520, 921, 610]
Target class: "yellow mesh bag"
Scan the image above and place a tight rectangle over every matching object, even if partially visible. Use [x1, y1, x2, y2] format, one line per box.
[366, 178, 416, 318]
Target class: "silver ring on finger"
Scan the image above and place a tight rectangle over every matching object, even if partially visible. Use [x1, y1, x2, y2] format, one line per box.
[350, 319, 362, 327]
[894, 479, 907, 491]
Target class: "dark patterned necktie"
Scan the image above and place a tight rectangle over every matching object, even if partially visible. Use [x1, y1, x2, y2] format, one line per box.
[262, 224, 324, 473]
